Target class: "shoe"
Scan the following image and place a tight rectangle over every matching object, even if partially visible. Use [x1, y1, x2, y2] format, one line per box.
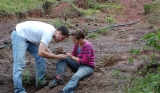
[0, 80, 4, 85]
[58, 90, 64, 93]
[48, 76, 64, 87]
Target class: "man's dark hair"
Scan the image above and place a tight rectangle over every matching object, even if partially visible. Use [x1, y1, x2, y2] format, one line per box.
[57, 26, 69, 38]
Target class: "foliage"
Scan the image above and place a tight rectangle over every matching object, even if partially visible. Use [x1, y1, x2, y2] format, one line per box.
[98, 28, 109, 34]
[126, 28, 160, 93]
[144, 3, 151, 14]
[127, 67, 160, 93]
[104, 16, 116, 24]
[146, 0, 160, 25]
[110, 70, 120, 77]
[140, 29, 160, 50]
[128, 57, 134, 64]
[83, 9, 99, 16]
[53, 20, 63, 28]
[37, 78, 46, 85]
[130, 47, 140, 55]
[0, 0, 49, 14]
[22, 69, 31, 84]
[88, 33, 98, 38]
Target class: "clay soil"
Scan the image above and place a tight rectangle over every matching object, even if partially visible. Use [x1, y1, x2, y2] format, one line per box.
[0, 0, 155, 93]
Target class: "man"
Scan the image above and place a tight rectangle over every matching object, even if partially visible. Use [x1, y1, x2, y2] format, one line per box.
[11, 21, 69, 93]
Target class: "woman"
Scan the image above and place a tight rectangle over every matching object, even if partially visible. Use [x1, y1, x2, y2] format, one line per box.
[48, 29, 95, 93]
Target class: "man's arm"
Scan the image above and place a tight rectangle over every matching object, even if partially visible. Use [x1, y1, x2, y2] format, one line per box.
[38, 42, 66, 59]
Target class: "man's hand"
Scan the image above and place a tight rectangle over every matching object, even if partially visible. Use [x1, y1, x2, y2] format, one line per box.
[57, 54, 67, 60]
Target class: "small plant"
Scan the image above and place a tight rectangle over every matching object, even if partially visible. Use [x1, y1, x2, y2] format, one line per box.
[36, 78, 46, 86]
[144, 3, 151, 14]
[140, 30, 160, 62]
[83, 9, 98, 16]
[110, 70, 120, 77]
[53, 20, 63, 28]
[88, 33, 98, 38]
[22, 69, 31, 84]
[104, 16, 116, 24]
[127, 67, 160, 93]
[113, 81, 118, 87]
[128, 57, 134, 64]
[142, 55, 148, 63]
[130, 47, 140, 55]
[98, 28, 109, 34]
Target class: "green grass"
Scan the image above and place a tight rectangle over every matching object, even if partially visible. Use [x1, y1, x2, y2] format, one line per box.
[0, 0, 54, 14]
[127, 67, 160, 93]
[146, 0, 160, 25]
[22, 69, 31, 84]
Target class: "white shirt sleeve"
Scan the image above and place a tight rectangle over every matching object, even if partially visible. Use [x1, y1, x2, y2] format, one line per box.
[41, 32, 52, 46]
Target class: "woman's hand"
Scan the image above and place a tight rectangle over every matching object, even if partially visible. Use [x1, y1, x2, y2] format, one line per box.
[65, 52, 73, 58]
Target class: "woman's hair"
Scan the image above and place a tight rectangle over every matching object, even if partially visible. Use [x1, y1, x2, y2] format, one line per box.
[71, 29, 85, 39]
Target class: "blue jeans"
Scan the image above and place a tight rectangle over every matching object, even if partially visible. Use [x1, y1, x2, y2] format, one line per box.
[11, 31, 46, 93]
[56, 57, 94, 93]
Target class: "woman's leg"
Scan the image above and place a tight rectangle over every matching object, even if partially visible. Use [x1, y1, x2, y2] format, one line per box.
[62, 65, 94, 93]
[49, 57, 79, 87]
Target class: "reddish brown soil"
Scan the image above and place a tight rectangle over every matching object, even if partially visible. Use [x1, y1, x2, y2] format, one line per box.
[0, 0, 155, 93]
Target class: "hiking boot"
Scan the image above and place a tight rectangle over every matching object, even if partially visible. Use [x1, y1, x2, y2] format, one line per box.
[48, 76, 64, 87]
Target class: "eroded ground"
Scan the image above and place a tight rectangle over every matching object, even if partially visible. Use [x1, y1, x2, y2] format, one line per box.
[0, 0, 154, 93]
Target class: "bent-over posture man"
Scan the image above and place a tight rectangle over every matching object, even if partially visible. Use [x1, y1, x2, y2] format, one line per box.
[11, 21, 69, 93]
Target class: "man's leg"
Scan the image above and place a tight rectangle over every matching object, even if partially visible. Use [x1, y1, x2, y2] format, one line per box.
[26, 42, 47, 88]
[11, 31, 28, 93]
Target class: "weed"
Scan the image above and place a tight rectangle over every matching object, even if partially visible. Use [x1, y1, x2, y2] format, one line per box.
[110, 70, 120, 77]
[104, 16, 116, 24]
[88, 33, 98, 38]
[146, 0, 160, 25]
[130, 47, 140, 55]
[113, 81, 118, 87]
[128, 57, 134, 64]
[98, 28, 109, 34]
[53, 20, 63, 28]
[144, 3, 151, 14]
[22, 69, 31, 84]
[140, 30, 160, 62]
[36, 78, 46, 85]
[83, 9, 98, 16]
[127, 67, 160, 93]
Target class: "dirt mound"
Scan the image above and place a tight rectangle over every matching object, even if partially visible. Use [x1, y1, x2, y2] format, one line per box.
[50, 2, 82, 19]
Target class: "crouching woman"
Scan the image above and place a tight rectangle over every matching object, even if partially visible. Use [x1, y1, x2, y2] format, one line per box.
[49, 29, 95, 93]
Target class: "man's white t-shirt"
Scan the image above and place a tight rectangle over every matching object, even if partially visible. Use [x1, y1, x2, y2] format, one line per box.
[16, 21, 55, 46]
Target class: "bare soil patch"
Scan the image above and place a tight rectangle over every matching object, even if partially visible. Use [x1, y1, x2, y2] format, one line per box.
[0, 0, 155, 93]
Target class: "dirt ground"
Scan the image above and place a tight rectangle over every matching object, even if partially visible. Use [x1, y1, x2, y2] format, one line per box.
[0, 0, 155, 93]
